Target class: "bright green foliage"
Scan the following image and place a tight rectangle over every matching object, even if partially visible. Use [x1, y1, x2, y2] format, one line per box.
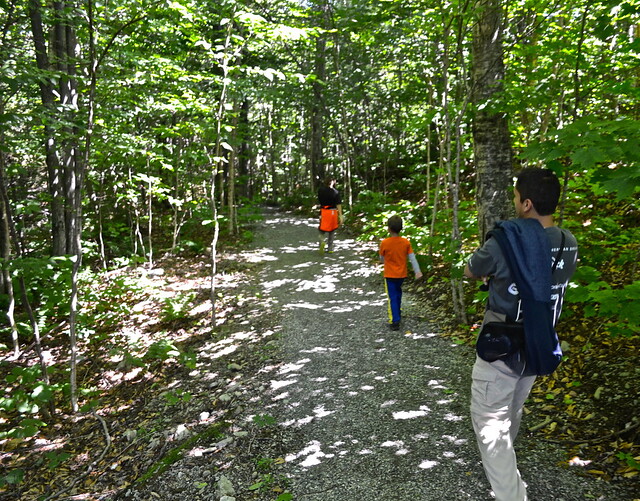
[44, 450, 72, 470]
[568, 267, 640, 337]
[160, 292, 196, 324]
[0, 468, 24, 488]
[163, 389, 193, 406]
[253, 413, 277, 428]
[523, 119, 640, 200]
[616, 451, 640, 471]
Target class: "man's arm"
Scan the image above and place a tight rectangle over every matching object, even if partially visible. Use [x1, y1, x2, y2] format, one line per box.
[464, 262, 477, 279]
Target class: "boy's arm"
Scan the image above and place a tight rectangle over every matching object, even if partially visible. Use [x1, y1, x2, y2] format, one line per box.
[408, 253, 423, 279]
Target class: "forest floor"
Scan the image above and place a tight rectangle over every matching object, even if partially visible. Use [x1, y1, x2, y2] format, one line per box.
[2, 208, 639, 500]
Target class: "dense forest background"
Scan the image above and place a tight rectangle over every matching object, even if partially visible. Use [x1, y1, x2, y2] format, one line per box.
[0, 0, 639, 495]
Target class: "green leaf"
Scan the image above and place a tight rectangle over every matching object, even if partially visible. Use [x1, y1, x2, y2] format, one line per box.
[570, 147, 607, 169]
[0, 469, 25, 486]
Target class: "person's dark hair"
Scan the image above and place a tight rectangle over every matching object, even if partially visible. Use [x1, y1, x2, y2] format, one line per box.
[515, 168, 561, 216]
[324, 177, 335, 187]
[388, 215, 403, 233]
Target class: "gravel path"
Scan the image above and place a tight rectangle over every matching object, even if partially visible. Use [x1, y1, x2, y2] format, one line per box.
[242, 210, 634, 501]
[115, 209, 637, 501]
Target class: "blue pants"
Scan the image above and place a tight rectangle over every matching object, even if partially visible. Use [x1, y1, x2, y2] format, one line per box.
[385, 277, 404, 324]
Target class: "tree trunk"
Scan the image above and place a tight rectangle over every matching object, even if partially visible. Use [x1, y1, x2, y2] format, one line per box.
[0, 155, 19, 357]
[238, 98, 251, 199]
[228, 102, 239, 235]
[28, 0, 66, 255]
[471, 0, 513, 240]
[310, 0, 330, 188]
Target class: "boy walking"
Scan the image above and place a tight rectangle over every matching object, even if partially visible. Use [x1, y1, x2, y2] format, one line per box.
[379, 215, 423, 330]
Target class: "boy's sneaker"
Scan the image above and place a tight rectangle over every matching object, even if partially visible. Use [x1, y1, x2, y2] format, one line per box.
[390, 322, 400, 331]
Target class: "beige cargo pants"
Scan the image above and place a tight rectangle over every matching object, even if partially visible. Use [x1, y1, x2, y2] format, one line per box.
[470, 356, 536, 501]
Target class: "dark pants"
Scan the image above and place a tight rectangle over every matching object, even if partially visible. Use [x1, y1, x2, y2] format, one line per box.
[385, 277, 404, 324]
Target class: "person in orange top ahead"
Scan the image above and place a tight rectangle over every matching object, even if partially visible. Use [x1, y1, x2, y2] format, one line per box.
[317, 177, 344, 254]
[379, 215, 423, 331]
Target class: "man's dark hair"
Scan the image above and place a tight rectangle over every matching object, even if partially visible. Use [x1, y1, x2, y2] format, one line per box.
[388, 215, 403, 233]
[515, 168, 561, 216]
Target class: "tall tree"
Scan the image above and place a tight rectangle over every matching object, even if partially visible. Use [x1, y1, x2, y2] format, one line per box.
[471, 0, 513, 238]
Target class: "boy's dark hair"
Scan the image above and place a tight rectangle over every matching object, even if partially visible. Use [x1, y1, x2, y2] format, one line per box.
[515, 168, 561, 216]
[388, 215, 403, 233]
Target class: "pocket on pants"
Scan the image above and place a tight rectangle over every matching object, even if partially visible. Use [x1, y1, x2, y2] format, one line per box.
[471, 358, 509, 409]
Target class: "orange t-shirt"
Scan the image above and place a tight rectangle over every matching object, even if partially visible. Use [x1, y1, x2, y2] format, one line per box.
[379, 236, 414, 278]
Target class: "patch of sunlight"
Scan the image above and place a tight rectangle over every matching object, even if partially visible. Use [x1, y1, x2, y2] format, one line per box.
[300, 346, 339, 354]
[428, 379, 446, 389]
[443, 451, 456, 458]
[292, 262, 314, 269]
[419, 460, 439, 469]
[279, 359, 310, 374]
[359, 449, 374, 455]
[405, 332, 438, 340]
[424, 364, 441, 370]
[211, 344, 238, 359]
[478, 418, 510, 446]
[286, 440, 334, 468]
[295, 277, 338, 293]
[190, 300, 211, 316]
[313, 377, 329, 382]
[270, 379, 297, 390]
[396, 449, 410, 455]
[263, 278, 295, 291]
[287, 302, 323, 310]
[297, 415, 314, 425]
[393, 406, 430, 420]
[443, 435, 468, 445]
[233, 330, 258, 340]
[381, 400, 398, 408]
[437, 398, 454, 405]
[194, 371, 219, 380]
[381, 440, 405, 448]
[123, 367, 143, 381]
[32, 439, 65, 453]
[272, 391, 289, 401]
[313, 405, 335, 419]
[444, 413, 464, 422]
[238, 248, 278, 263]
[280, 245, 310, 254]
[325, 305, 355, 313]
[360, 385, 375, 391]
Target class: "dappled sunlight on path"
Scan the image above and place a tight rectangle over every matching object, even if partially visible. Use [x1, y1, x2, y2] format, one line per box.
[251, 210, 483, 499]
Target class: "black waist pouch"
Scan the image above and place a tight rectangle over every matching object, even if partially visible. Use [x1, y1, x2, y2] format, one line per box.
[476, 322, 524, 362]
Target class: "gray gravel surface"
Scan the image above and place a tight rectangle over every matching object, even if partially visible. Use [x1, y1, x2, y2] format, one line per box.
[114, 209, 637, 501]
